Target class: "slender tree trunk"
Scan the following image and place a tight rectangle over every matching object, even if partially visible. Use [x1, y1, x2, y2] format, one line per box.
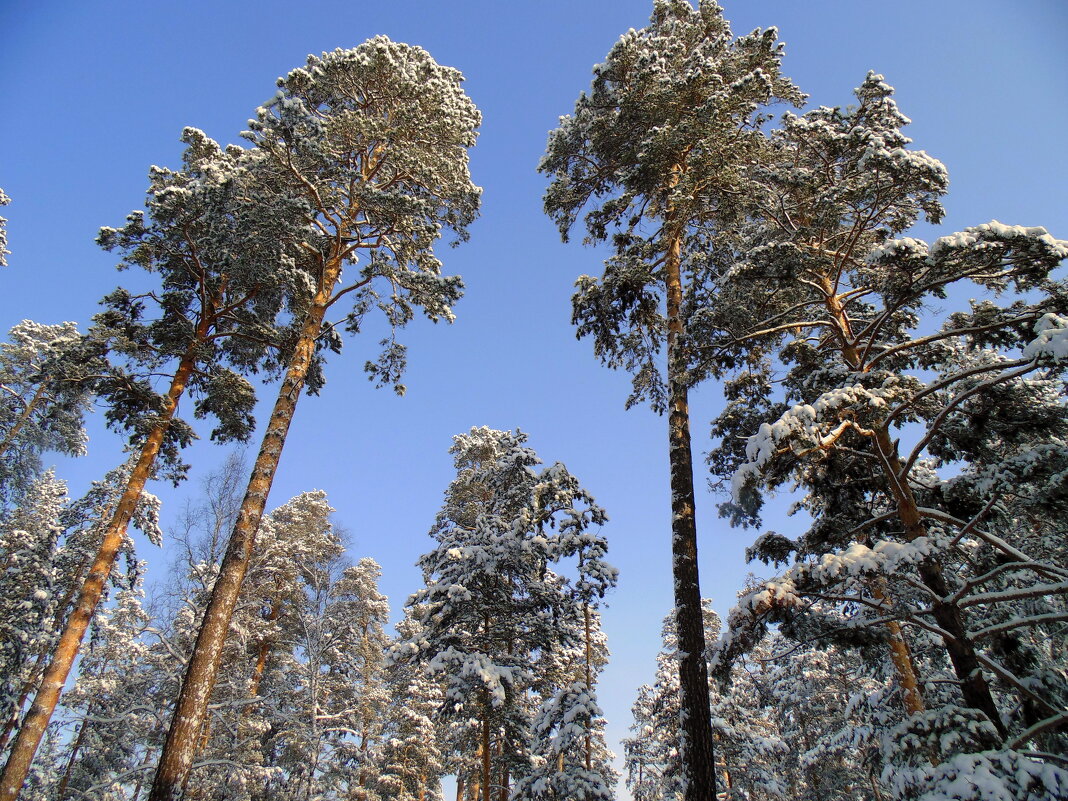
[870, 583, 926, 716]
[455, 774, 463, 801]
[583, 603, 593, 771]
[149, 258, 343, 801]
[481, 712, 491, 801]
[55, 701, 94, 800]
[825, 285, 1005, 737]
[0, 338, 202, 801]
[663, 197, 716, 801]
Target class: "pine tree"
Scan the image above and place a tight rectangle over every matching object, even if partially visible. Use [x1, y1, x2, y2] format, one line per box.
[51, 586, 155, 801]
[703, 74, 1068, 798]
[0, 472, 66, 752]
[513, 606, 616, 801]
[539, 5, 802, 795]
[399, 427, 614, 801]
[0, 322, 96, 502]
[151, 40, 481, 799]
[374, 611, 447, 801]
[0, 125, 301, 799]
[0, 462, 162, 762]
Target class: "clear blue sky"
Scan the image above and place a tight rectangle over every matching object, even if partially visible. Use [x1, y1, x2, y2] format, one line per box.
[1, 0, 1066, 794]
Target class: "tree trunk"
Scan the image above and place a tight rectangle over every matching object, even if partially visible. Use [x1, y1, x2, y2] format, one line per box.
[664, 202, 717, 801]
[870, 583, 926, 716]
[244, 597, 282, 711]
[148, 257, 343, 801]
[0, 551, 92, 755]
[583, 603, 593, 771]
[0, 340, 201, 801]
[55, 701, 94, 800]
[481, 713, 491, 801]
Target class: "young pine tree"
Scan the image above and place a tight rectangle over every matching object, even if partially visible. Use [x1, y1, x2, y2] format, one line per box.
[398, 428, 615, 801]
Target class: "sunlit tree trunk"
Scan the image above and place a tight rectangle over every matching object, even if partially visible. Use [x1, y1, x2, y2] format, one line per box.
[0, 330, 204, 801]
[149, 257, 343, 801]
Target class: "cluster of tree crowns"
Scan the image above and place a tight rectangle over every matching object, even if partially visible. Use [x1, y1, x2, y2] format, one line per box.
[0, 1, 1066, 800]
[0, 438, 618, 801]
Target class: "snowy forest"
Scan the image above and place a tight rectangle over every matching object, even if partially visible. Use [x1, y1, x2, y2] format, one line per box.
[0, 2, 1066, 800]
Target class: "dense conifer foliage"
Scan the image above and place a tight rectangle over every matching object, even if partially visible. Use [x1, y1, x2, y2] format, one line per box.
[398, 428, 616, 801]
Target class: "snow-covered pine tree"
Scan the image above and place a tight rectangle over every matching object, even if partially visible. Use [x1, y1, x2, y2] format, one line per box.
[50, 586, 155, 801]
[707, 628, 792, 801]
[702, 73, 1068, 798]
[622, 605, 719, 801]
[539, 5, 802, 795]
[0, 126, 304, 800]
[152, 41, 481, 799]
[166, 491, 349, 800]
[0, 322, 97, 503]
[0, 472, 66, 756]
[0, 462, 162, 765]
[398, 427, 614, 801]
[373, 610, 447, 801]
[758, 635, 876, 801]
[512, 605, 617, 801]
[270, 553, 391, 800]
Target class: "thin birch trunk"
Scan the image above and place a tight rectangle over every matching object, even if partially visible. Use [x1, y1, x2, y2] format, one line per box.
[148, 257, 343, 801]
[0, 333, 204, 801]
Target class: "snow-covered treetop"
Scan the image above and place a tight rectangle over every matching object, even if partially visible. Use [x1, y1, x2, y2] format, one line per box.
[541, 0, 802, 241]
[239, 38, 482, 395]
[540, 0, 803, 411]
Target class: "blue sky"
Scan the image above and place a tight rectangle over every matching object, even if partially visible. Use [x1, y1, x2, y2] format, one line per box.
[1, 0, 1066, 793]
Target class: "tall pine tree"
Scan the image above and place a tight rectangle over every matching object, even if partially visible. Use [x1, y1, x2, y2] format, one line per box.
[540, 3, 801, 795]
[151, 39, 481, 799]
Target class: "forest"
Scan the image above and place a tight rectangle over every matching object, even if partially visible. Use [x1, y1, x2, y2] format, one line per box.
[0, 1, 1065, 800]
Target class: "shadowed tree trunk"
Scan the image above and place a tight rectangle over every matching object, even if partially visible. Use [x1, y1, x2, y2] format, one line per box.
[664, 208, 717, 799]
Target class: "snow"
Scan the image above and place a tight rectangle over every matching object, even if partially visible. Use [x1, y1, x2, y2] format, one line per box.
[1022, 312, 1068, 362]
